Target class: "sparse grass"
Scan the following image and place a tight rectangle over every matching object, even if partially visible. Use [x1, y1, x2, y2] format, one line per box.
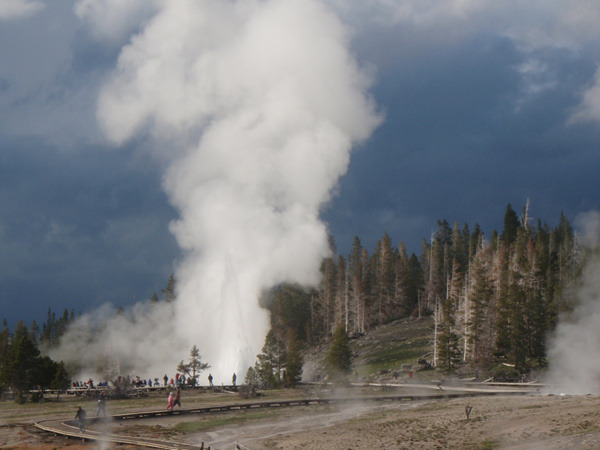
[563, 420, 600, 435]
[479, 439, 501, 449]
[352, 318, 433, 378]
[120, 423, 181, 438]
[521, 404, 545, 410]
[175, 409, 276, 432]
[363, 343, 426, 369]
[410, 401, 452, 413]
[0, 387, 315, 424]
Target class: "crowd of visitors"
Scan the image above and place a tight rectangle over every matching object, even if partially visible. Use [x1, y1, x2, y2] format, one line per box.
[72, 371, 238, 391]
[70, 371, 239, 433]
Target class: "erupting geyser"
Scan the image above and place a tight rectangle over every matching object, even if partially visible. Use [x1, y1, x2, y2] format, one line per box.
[51, 0, 380, 381]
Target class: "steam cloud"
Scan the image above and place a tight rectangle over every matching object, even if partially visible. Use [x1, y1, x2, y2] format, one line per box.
[545, 211, 600, 394]
[51, 0, 380, 382]
[0, 0, 44, 20]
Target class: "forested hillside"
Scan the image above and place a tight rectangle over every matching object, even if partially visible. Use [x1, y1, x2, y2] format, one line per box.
[268, 202, 580, 374]
[0, 202, 583, 383]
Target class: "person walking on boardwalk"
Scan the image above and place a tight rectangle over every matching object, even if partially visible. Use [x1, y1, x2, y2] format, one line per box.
[208, 373, 213, 387]
[173, 388, 182, 409]
[232, 372, 237, 387]
[163, 374, 168, 386]
[96, 392, 106, 416]
[167, 391, 175, 411]
[75, 406, 87, 432]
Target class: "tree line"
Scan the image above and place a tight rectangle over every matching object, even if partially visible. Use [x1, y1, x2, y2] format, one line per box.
[1, 202, 585, 393]
[265, 202, 581, 375]
[0, 323, 70, 401]
[0, 277, 178, 398]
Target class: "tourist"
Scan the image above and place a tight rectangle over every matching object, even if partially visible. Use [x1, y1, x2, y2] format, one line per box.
[173, 388, 181, 409]
[167, 391, 175, 411]
[96, 392, 106, 416]
[75, 406, 87, 432]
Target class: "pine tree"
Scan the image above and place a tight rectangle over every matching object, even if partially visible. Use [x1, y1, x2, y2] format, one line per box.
[244, 366, 259, 386]
[372, 231, 397, 323]
[36, 356, 60, 392]
[315, 236, 338, 342]
[507, 227, 532, 369]
[55, 309, 69, 338]
[469, 223, 482, 261]
[28, 321, 40, 346]
[283, 330, 303, 387]
[436, 297, 461, 370]
[333, 255, 347, 334]
[407, 253, 424, 316]
[501, 204, 520, 245]
[51, 361, 70, 401]
[394, 243, 416, 317]
[428, 222, 452, 315]
[177, 345, 209, 387]
[13, 321, 28, 341]
[270, 284, 311, 343]
[421, 237, 433, 313]
[466, 243, 494, 366]
[0, 334, 41, 395]
[0, 319, 9, 368]
[162, 274, 176, 302]
[41, 308, 57, 347]
[347, 236, 366, 333]
[451, 222, 470, 274]
[493, 240, 511, 358]
[255, 330, 285, 389]
[436, 258, 462, 369]
[326, 324, 352, 381]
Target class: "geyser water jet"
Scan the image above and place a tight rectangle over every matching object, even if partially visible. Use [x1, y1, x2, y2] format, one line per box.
[51, 0, 381, 382]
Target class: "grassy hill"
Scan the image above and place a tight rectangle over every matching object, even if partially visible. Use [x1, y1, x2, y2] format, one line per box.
[303, 317, 439, 383]
[352, 317, 433, 378]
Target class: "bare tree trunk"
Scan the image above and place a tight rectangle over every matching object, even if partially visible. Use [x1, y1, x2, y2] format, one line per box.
[433, 296, 439, 368]
[344, 269, 349, 332]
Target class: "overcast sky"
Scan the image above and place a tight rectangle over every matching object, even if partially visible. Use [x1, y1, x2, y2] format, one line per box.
[2, 0, 600, 327]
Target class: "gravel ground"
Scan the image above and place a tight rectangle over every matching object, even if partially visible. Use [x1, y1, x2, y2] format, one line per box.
[251, 394, 600, 449]
[3, 392, 600, 449]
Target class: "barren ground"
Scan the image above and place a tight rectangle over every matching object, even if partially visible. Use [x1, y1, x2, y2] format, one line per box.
[2, 389, 600, 449]
[252, 394, 600, 449]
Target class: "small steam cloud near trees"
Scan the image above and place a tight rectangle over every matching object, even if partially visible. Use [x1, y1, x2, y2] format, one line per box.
[545, 211, 600, 394]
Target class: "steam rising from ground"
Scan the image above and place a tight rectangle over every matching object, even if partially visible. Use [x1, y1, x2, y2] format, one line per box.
[51, 0, 380, 381]
[545, 211, 600, 394]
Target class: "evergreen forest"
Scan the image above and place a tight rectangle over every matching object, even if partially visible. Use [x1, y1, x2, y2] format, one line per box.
[266, 202, 581, 375]
[0, 202, 588, 393]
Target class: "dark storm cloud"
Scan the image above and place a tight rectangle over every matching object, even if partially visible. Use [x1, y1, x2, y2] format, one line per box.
[0, 137, 178, 325]
[0, 2, 177, 326]
[2, 0, 600, 327]
[325, 29, 600, 254]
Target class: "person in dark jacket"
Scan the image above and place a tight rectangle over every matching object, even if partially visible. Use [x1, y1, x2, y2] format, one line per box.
[75, 406, 87, 432]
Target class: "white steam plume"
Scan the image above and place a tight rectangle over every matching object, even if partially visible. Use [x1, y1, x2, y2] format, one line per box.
[570, 67, 600, 125]
[0, 0, 43, 20]
[51, 0, 380, 382]
[545, 211, 600, 394]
